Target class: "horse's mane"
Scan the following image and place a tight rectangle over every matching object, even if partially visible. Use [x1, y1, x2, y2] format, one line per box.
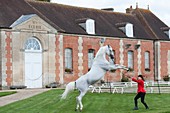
[94, 46, 106, 58]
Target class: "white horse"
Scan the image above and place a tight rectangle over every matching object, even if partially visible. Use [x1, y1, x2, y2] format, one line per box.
[61, 45, 129, 111]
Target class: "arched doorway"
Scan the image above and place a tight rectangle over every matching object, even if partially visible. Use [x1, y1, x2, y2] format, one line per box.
[24, 37, 42, 88]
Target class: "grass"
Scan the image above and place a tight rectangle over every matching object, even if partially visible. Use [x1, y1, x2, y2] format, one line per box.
[0, 89, 170, 113]
[0, 91, 17, 97]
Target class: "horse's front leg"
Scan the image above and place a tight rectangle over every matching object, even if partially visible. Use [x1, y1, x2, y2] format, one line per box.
[115, 64, 129, 71]
[109, 64, 129, 71]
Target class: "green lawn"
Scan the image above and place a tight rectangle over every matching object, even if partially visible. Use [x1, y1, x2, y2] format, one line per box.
[0, 89, 170, 113]
[0, 91, 17, 97]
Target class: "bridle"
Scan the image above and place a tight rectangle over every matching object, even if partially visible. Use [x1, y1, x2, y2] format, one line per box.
[107, 45, 114, 62]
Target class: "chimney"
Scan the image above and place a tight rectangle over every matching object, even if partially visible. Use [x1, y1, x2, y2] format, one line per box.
[136, 2, 138, 8]
[126, 6, 133, 14]
[147, 5, 150, 10]
[101, 8, 114, 12]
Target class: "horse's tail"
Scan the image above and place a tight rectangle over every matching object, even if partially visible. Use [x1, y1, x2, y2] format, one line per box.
[61, 81, 75, 99]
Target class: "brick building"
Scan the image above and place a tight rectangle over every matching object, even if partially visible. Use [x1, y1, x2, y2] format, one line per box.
[0, 0, 170, 89]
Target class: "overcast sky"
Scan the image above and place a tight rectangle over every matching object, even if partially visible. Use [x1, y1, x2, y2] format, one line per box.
[51, 0, 170, 27]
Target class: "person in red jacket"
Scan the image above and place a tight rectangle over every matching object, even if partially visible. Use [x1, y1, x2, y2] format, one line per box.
[129, 75, 149, 110]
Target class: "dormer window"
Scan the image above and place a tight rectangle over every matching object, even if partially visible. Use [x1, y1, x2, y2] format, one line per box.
[116, 22, 134, 37]
[86, 19, 95, 34]
[161, 27, 170, 38]
[164, 29, 170, 38]
[78, 18, 95, 34]
[125, 23, 134, 37]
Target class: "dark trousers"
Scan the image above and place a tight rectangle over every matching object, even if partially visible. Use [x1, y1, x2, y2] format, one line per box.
[134, 92, 149, 108]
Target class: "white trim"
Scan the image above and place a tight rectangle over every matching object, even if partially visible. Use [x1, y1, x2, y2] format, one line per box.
[156, 42, 161, 80]
[59, 35, 64, 84]
[168, 50, 170, 75]
[24, 37, 42, 51]
[158, 42, 161, 80]
[78, 36, 83, 76]
[86, 19, 95, 34]
[137, 41, 142, 75]
[125, 23, 134, 37]
[119, 39, 124, 78]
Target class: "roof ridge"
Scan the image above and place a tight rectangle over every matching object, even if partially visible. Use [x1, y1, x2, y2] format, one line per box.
[27, 0, 134, 17]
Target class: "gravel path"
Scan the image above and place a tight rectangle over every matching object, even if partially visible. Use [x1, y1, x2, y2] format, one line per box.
[0, 88, 50, 107]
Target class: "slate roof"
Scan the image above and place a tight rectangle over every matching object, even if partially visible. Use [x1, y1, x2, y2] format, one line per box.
[10, 14, 36, 28]
[0, 0, 169, 40]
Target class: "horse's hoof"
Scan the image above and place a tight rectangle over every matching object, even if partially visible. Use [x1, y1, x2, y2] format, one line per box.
[80, 109, 82, 112]
[75, 109, 78, 111]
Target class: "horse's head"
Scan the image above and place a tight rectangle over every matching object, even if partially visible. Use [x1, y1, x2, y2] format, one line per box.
[94, 45, 114, 62]
[106, 45, 114, 60]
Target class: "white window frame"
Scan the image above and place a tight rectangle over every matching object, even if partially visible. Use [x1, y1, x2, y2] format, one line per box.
[128, 51, 134, 69]
[65, 48, 72, 69]
[88, 49, 95, 68]
[24, 37, 42, 52]
[145, 51, 150, 69]
[86, 19, 95, 34]
[125, 23, 134, 37]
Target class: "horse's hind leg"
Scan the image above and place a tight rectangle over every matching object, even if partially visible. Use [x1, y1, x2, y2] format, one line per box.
[77, 90, 87, 112]
[75, 97, 79, 111]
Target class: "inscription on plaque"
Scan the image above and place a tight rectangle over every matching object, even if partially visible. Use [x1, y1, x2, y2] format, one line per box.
[28, 21, 42, 30]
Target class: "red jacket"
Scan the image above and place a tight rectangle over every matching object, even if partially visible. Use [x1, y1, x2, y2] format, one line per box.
[132, 77, 146, 93]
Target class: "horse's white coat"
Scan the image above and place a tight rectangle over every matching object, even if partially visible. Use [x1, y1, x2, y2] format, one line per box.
[61, 45, 128, 111]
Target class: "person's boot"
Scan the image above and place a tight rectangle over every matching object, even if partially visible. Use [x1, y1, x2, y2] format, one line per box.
[144, 104, 149, 110]
[133, 107, 138, 110]
[146, 107, 149, 110]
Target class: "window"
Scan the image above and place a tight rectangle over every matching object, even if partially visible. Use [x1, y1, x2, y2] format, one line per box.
[125, 23, 134, 37]
[25, 38, 41, 51]
[65, 48, 72, 70]
[118, 23, 134, 37]
[128, 51, 134, 69]
[86, 19, 95, 34]
[78, 19, 95, 34]
[164, 29, 170, 38]
[88, 49, 95, 68]
[161, 27, 170, 39]
[145, 51, 150, 71]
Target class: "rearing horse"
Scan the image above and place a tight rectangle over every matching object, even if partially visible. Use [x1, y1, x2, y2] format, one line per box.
[61, 45, 129, 111]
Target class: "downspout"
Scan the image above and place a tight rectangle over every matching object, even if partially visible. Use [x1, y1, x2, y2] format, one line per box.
[153, 40, 157, 80]
[153, 40, 161, 94]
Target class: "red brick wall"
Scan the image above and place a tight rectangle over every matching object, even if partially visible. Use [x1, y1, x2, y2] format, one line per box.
[63, 35, 79, 83]
[55, 34, 155, 84]
[141, 41, 154, 80]
[123, 39, 138, 72]
[160, 41, 170, 79]
[5, 32, 12, 86]
[82, 36, 100, 73]
[55, 34, 80, 83]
